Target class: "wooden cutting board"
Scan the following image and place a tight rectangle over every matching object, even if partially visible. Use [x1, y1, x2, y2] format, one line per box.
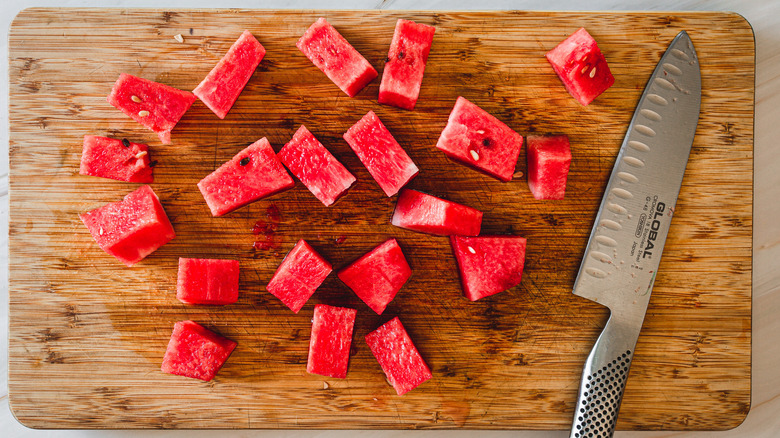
[8, 8, 753, 430]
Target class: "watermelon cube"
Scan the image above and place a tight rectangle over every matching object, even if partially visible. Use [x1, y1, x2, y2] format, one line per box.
[106, 73, 196, 144]
[176, 258, 240, 305]
[391, 189, 482, 236]
[546, 28, 615, 106]
[436, 96, 524, 182]
[378, 19, 436, 110]
[266, 239, 333, 313]
[365, 317, 432, 395]
[307, 304, 357, 379]
[450, 235, 527, 301]
[343, 111, 418, 197]
[79, 135, 153, 183]
[161, 320, 237, 381]
[297, 18, 378, 97]
[338, 239, 411, 315]
[278, 125, 356, 206]
[197, 138, 295, 217]
[193, 30, 266, 119]
[527, 135, 572, 200]
[79, 185, 175, 267]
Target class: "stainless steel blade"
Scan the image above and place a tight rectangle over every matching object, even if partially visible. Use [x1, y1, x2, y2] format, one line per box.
[569, 31, 701, 438]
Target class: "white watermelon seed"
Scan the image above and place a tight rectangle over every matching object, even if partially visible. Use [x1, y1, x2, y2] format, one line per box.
[467, 246, 476, 254]
[475, 130, 485, 134]
[470, 150, 480, 161]
[135, 151, 148, 159]
[581, 66, 588, 74]
[589, 66, 597, 78]
[99, 227, 104, 235]
[138, 110, 150, 117]
[173, 34, 184, 43]
[131, 95, 142, 103]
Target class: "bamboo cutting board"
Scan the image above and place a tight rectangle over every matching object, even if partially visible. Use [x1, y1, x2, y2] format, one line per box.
[8, 8, 753, 430]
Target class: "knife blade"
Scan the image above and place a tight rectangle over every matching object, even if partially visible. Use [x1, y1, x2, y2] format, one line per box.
[569, 31, 701, 438]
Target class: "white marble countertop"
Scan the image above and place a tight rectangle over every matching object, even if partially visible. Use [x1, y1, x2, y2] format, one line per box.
[3, 0, 778, 437]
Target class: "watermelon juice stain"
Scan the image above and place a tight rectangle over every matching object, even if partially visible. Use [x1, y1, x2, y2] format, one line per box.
[252, 204, 283, 253]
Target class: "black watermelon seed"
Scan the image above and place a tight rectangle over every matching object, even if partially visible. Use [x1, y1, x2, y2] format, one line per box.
[239, 157, 250, 166]
[122, 138, 130, 148]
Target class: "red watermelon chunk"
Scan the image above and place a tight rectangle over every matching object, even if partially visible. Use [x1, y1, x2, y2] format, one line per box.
[546, 28, 615, 106]
[391, 189, 482, 236]
[278, 125, 356, 206]
[343, 111, 418, 197]
[161, 320, 237, 381]
[527, 135, 572, 200]
[197, 138, 295, 217]
[365, 317, 432, 395]
[378, 19, 436, 110]
[79, 185, 175, 267]
[79, 135, 153, 183]
[436, 96, 524, 182]
[307, 304, 357, 379]
[106, 73, 196, 144]
[450, 235, 527, 301]
[266, 239, 333, 313]
[338, 239, 411, 315]
[176, 258, 240, 305]
[297, 18, 378, 97]
[193, 30, 266, 119]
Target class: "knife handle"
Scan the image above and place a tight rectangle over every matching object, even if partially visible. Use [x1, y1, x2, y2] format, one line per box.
[569, 314, 641, 438]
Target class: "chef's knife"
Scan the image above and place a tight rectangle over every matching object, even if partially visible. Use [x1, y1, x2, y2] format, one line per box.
[569, 31, 701, 438]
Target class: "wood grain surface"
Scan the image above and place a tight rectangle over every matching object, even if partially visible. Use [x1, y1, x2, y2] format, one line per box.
[7, 8, 753, 430]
